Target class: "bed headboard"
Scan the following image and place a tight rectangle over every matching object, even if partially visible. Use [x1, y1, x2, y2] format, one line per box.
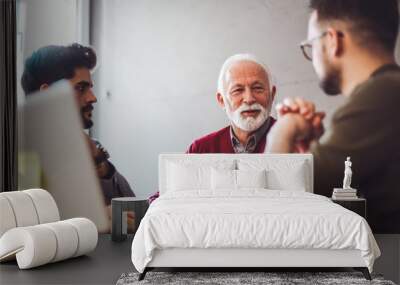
[159, 153, 314, 194]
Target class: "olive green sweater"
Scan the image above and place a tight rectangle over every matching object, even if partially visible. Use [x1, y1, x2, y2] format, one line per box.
[312, 64, 400, 234]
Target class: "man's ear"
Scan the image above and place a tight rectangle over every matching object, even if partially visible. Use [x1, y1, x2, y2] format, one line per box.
[39, 84, 49, 91]
[326, 27, 344, 58]
[271, 85, 276, 102]
[217, 92, 226, 109]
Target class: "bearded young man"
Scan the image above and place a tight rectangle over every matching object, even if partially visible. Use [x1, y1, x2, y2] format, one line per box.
[267, 0, 400, 233]
[188, 54, 276, 153]
[21, 44, 135, 209]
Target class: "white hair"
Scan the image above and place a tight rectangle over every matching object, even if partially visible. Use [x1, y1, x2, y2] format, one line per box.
[217, 54, 275, 97]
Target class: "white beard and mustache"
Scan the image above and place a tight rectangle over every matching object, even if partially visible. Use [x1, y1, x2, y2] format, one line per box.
[225, 102, 270, 132]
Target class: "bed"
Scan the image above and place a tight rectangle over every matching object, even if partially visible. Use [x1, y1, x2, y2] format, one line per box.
[131, 153, 380, 280]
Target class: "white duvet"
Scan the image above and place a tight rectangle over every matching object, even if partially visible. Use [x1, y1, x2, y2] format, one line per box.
[131, 190, 380, 273]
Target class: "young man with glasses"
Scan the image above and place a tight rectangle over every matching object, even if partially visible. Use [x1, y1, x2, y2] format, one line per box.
[267, 0, 400, 234]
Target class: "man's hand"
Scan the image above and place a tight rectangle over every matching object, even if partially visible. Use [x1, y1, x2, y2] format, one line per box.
[84, 133, 111, 178]
[277, 97, 325, 132]
[277, 97, 317, 120]
[267, 97, 325, 153]
[275, 97, 325, 152]
[266, 113, 313, 153]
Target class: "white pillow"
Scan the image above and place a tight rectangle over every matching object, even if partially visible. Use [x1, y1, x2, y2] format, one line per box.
[211, 168, 236, 189]
[236, 169, 267, 189]
[266, 162, 307, 191]
[167, 160, 235, 191]
[238, 159, 309, 191]
[211, 169, 267, 190]
[167, 163, 208, 191]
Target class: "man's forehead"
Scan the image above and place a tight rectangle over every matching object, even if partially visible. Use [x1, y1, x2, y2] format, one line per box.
[70, 67, 93, 84]
[226, 61, 268, 84]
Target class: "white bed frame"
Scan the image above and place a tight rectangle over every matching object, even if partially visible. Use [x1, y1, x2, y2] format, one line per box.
[148, 248, 366, 267]
[140, 154, 371, 280]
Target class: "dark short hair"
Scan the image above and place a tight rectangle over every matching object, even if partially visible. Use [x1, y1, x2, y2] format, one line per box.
[21, 43, 97, 95]
[309, 0, 399, 53]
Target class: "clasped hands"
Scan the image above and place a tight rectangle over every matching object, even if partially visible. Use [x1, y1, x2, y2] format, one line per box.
[269, 97, 325, 153]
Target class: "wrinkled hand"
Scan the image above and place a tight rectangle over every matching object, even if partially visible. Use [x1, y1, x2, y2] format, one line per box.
[276, 97, 325, 152]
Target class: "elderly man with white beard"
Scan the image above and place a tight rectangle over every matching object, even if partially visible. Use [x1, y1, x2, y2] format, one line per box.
[187, 54, 276, 153]
[148, 54, 276, 203]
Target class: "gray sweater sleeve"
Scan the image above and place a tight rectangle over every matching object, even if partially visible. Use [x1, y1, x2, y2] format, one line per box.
[99, 162, 135, 205]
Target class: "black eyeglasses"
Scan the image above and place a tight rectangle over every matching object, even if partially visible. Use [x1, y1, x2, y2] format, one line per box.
[300, 31, 344, 61]
[299, 32, 328, 61]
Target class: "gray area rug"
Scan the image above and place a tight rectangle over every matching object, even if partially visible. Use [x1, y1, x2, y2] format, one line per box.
[116, 272, 396, 285]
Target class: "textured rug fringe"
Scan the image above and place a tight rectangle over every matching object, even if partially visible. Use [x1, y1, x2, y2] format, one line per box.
[116, 271, 394, 285]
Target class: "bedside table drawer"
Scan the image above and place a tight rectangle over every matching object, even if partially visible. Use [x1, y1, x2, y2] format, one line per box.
[331, 198, 367, 219]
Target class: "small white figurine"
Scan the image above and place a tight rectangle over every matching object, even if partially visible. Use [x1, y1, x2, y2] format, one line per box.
[343, 157, 353, 189]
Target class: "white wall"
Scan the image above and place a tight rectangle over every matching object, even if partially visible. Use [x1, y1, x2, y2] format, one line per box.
[21, 0, 77, 58]
[17, 0, 90, 102]
[91, 0, 400, 197]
